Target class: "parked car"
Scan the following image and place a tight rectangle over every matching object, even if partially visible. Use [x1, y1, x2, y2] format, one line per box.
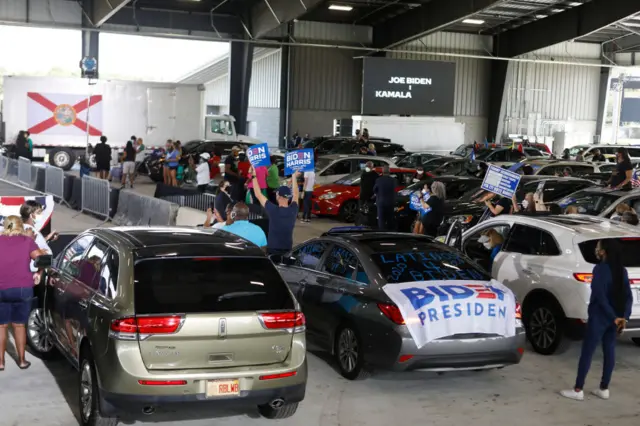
[325, 140, 406, 157]
[273, 230, 525, 380]
[30, 227, 307, 425]
[567, 144, 640, 161]
[475, 147, 545, 164]
[394, 152, 440, 168]
[447, 215, 640, 354]
[557, 187, 640, 218]
[314, 154, 396, 186]
[313, 137, 393, 156]
[518, 160, 609, 177]
[433, 176, 596, 236]
[312, 167, 417, 222]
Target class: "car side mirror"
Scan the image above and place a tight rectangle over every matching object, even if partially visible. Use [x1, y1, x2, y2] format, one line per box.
[34, 255, 52, 269]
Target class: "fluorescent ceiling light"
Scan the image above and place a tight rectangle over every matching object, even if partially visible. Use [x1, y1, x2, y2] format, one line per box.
[622, 22, 640, 28]
[462, 19, 485, 25]
[329, 4, 353, 11]
[568, 2, 582, 6]
[535, 14, 548, 19]
[551, 8, 564, 13]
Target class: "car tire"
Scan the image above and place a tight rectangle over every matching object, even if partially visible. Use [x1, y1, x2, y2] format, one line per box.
[631, 338, 640, 347]
[334, 325, 372, 380]
[79, 349, 119, 426]
[339, 201, 358, 223]
[257, 401, 299, 419]
[524, 299, 569, 355]
[49, 147, 75, 171]
[26, 308, 57, 360]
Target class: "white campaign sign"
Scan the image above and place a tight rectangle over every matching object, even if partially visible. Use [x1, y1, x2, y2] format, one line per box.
[382, 280, 516, 348]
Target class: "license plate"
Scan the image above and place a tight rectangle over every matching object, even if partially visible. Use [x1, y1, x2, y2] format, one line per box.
[206, 379, 240, 398]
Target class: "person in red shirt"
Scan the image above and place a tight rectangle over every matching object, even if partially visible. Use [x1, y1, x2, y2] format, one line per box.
[237, 153, 251, 178]
[208, 150, 221, 179]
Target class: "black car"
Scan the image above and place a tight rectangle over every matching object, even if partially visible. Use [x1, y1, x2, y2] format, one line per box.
[315, 138, 401, 157]
[395, 176, 483, 232]
[396, 152, 442, 169]
[432, 176, 597, 236]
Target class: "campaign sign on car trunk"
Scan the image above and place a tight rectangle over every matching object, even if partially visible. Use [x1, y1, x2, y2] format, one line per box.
[481, 165, 521, 199]
[382, 280, 517, 348]
[247, 143, 270, 168]
[285, 149, 314, 175]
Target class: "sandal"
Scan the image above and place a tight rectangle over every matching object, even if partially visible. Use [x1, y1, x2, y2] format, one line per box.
[18, 361, 31, 370]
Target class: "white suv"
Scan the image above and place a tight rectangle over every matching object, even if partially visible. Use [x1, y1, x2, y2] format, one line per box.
[449, 215, 640, 355]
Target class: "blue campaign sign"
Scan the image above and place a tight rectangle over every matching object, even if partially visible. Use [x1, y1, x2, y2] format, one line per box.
[246, 143, 270, 167]
[481, 164, 521, 198]
[284, 149, 314, 175]
[410, 193, 431, 214]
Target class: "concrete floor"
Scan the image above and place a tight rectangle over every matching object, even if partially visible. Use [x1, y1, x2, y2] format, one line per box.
[2, 181, 640, 426]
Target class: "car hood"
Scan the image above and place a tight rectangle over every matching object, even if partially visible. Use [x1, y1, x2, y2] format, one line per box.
[313, 183, 359, 197]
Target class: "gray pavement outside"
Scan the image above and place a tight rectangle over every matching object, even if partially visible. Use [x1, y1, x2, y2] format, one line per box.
[2, 177, 640, 425]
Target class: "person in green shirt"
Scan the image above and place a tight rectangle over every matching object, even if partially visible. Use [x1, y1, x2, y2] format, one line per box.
[266, 156, 280, 203]
[134, 137, 146, 176]
[25, 131, 33, 161]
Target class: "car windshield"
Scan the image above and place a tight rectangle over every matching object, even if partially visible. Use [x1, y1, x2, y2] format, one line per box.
[569, 146, 590, 156]
[365, 238, 490, 283]
[334, 170, 363, 186]
[557, 190, 620, 215]
[315, 158, 333, 171]
[422, 158, 452, 172]
[474, 149, 495, 160]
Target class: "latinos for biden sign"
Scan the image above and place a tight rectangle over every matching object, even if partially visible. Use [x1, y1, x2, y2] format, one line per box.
[285, 149, 314, 175]
[246, 143, 270, 168]
[382, 280, 516, 348]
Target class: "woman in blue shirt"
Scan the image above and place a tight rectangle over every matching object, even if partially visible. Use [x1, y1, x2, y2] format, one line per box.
[480, 229, 503, 274]
[561, 239, 633, 401]
[165, 143, 180, 187]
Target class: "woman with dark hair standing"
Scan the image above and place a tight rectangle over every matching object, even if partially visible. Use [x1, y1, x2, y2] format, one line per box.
[610, 147, 634, 190]
[561, 239, 633, 401]
[14, 131, 29, 159]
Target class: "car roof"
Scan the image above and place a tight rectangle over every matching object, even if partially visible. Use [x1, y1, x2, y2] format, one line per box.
[567, 186, 640, 197]
[483, 215, 640, 239]
[373, 167, 417, 173]
[320, 154, 394, 161]
[100, 227, 265, 257]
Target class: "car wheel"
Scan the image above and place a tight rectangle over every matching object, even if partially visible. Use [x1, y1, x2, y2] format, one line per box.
[49, 148, 75, 171]
[632, 338, 640, 347]
[334, 325, 372, 380]
[339, 201, 358, 223]
[525, 301, 569, 355]
[257, 401, 299, 419]
[26, 308, 57, 359]
[79, 350, 118, 426]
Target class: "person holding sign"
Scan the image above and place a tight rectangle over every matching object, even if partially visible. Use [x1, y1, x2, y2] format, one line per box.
[420, 181, 446, 238]
[250, 167, 301, 255]
[246, 143, 271, 204]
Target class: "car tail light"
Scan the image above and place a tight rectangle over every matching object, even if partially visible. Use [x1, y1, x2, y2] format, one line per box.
[259, 371, 297, 380]
[398, 355, 414, 363]
[110, 316, 183, 340]
[260, 312, 305, 331]
[515, 302, 522, 320]
[377, 303, 405, 325]
[630, 279, 640, 285]
[573, 273, 593, 283]
[138, 380, 187, 386]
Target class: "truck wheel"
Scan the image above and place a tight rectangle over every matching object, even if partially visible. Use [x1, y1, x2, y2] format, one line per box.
[49, 148, 75, 171]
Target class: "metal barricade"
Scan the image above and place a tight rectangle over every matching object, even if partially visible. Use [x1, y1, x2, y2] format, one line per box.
[45, 165, 68, 205]
[80, 175, 111, 221]
[6, 157, 19, 178]
[0, 155, 8, 179]
[18, 156, 32, 187]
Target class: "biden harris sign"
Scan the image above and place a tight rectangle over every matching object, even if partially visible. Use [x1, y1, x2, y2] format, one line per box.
[382, 280, 517, 348]
[284, 149, 314, 175]
[246, 143, 270, 168]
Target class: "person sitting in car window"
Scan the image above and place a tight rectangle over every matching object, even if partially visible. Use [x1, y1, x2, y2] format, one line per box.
[591, 149, 606, 162]
[622, 211, 639, 226]
[565, 205, 580, 214]
[484, 195, 512, 216]
[479, 228, 504, 272]
[367, 143, 377, 156]
[512, 192, 536, 214]
[611, 203, 633, 221]
[610, 147, 634, 190]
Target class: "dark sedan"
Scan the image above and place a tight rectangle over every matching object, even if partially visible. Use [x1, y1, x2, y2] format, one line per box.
[273, 230, 525, 380]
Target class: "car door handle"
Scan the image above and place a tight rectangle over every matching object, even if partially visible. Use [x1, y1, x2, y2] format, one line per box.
[78, 300, 89, 309]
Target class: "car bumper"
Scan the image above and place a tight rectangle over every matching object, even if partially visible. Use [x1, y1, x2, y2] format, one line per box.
[366, 329, 526, 372]
[311, 199, 340, 216]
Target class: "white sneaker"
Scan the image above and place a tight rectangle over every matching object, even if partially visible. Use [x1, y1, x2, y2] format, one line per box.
[560, 389, 584, 401]
[591, 389, 610, 400]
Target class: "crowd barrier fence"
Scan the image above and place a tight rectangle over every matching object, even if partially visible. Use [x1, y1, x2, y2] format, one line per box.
[80, 175, 111, 221]
[45, 165, 67, 204]
[18, 156, 34, 187]
[0, 155, 8, 179]
[113, 190, 179, 226]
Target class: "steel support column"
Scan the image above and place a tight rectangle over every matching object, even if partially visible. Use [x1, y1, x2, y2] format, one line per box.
[595, 45, 614, 140]
[278, 27, 291, 148]
[82, 0, 99, 78]
[228, 41, 254, 136]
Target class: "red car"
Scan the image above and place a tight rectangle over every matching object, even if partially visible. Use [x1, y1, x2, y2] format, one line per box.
[312, 167, 417, 222]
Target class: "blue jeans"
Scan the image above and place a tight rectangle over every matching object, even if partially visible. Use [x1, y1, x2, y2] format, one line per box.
[575, 321, 617, 390]
[0, 287, 34, 325]
[303, 191, 313, 220]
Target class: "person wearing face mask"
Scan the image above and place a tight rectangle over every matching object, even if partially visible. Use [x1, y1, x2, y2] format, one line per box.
[511, 192, 536, 214]
[413, 167, 425, 183]
[561, 239, 633, 401]
[19, 201, 57, 272]
[419, 181, 446, 237]
[479, 229, 504, 273]
[359, 161, 379, 211]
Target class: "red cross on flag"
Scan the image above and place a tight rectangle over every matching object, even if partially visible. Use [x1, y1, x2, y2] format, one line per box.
[27, 92, 103, 136]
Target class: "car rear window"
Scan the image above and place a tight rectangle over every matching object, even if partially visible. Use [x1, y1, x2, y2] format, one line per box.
[134, 257, 294, 314]
[366, 239, 490, 283]
[579, 238, 640, 266]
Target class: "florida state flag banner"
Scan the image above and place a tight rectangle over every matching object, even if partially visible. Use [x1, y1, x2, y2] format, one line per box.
[27, 92, 103, 136]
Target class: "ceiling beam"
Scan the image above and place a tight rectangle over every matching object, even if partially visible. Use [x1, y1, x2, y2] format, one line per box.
[106, 6, 244, 37]
[372, 0, 503, 49]
[495, 0, 640, 57]
[251, 0, 324, 39]
[93, 0, 131, 27]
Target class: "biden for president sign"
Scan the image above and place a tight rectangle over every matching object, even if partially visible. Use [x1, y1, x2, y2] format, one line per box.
[247, 143, 270, 168]
[382, 279, 517, 348]
[285, 149, 314, 175]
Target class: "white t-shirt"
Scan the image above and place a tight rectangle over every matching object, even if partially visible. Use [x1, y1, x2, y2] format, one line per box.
[212, 221, 227, 229]
[25, 223, 51, 272]
[196, 162, 210, 186]
[304, 171, 316, 192]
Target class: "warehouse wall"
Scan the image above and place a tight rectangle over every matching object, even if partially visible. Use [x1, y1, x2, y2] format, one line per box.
[389, 32, 493, 144]
[203, 49, 282, 145]
[500, 42, 602, 142]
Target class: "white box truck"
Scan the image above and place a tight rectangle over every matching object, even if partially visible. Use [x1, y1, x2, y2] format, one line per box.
[351, 115, 465, 154]
[1, 76, 259, 170]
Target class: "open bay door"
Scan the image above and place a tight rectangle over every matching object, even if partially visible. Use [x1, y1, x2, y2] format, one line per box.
[147, 88, 177, 142]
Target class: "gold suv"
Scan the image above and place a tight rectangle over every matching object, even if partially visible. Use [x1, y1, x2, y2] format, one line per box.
[30, 227, 307, 426]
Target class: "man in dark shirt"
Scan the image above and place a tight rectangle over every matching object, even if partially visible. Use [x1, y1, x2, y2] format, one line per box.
[591, 149, 606, 162]
[251, 169, 301, 255]
[610, 148, 634, 190]
[373, 166, 397, 231]
[484, 195, 512, 216]
[360, 161, 378, 206]
[93, 136, 112, 180]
